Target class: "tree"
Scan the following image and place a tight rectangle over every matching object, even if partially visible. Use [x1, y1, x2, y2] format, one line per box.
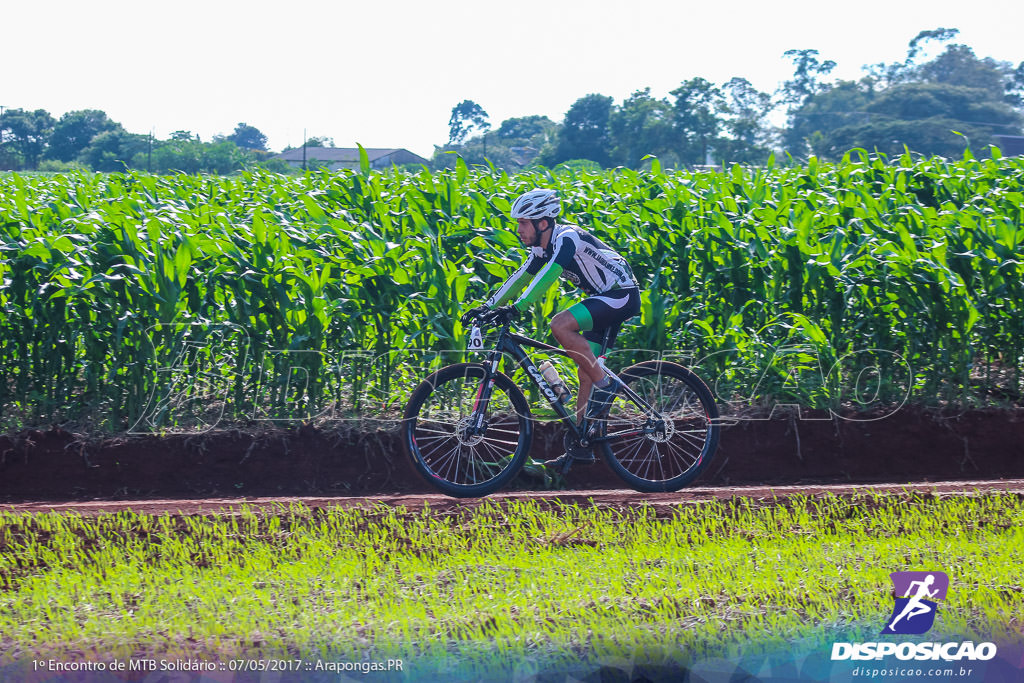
[281, 136, 335, 152]
[0, 108, 56, 169]
[918, 44, 1007, 96]
[608, 88, 676, 168]
[47, 109, 121, 162]
[871, 83, 1004, 122]
[824, 117, 991, 159]
[78, 130, 149, 172]
[1009, 61, 1024, 106]
[862, 28, 960, 94]
[778, 49, 837, 110]
[495, 115, 556, 142]
[718, 78, 776, 163]
[785, 81, 874, 157]
[479, 115, 557, 167]
[145, 135, 249, 174]
[150, 135, 204, 174]
[779, 50, 843, 155]
[861, 28, 1017, 104]
[433, 116, 557, 170]
[781, 31, 1024, 159]
[548, 93, 615, 167]
[807, 83, 1021, 158]
[305, 135, 335, 148]
[905, 27, 960, 65]
[200, 141, 246, 174]
[671, 78, 725, 165]
[224, 122, 268, 151]
[448, 100, 490, 146]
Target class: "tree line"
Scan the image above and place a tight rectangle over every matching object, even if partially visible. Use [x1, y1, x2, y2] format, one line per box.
[3, 28, 1021, 174]
[440, 28, 1024, 170]
[0, 113, 287, 173]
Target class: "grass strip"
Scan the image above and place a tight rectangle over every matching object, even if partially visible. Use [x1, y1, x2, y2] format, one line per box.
[0, 493, 1021, 675]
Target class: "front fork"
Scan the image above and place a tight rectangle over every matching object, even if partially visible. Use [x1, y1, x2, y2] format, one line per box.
[465, 353, 502, 437]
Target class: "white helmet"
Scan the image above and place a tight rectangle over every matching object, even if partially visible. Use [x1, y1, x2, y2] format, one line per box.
[510, 189, 560, 220]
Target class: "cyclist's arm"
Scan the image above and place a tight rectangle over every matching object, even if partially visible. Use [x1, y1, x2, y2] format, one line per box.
[510, 233, 577, 311]
[485, 253, 538, 308]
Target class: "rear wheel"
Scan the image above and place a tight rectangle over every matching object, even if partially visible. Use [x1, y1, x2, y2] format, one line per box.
[596, 361, 720, 492]
[402, 363, 532, 497]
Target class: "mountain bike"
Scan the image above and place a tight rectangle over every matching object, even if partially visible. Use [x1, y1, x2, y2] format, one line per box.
[401, 306, 721, 497]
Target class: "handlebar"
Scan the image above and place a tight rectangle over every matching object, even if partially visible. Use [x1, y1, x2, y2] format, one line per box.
[465, 305, 519, 329]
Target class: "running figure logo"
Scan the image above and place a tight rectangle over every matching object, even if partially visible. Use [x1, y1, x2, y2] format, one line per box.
[882, 571, 949, 635]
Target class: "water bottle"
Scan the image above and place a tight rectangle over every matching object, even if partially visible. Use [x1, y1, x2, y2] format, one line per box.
[538, 361, 572, 404]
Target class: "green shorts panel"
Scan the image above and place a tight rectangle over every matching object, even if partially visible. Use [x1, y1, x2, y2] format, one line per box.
[567, 301, 594, 331]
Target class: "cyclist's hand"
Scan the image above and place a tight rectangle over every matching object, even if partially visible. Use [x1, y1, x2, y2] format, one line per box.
[460, 305, 489, 324]
[495, 304, 520, 323]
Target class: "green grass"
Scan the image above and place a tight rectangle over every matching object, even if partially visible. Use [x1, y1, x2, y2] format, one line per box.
[1, 493, 1021, 677]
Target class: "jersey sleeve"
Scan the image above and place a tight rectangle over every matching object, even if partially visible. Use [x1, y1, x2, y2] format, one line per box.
[485, 252, 539, 307]
[511, 233, 577, 311]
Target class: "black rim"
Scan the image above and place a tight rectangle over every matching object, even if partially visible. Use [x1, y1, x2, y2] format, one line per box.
[604, 368, 715, 484]
[409, 369, 526, 488]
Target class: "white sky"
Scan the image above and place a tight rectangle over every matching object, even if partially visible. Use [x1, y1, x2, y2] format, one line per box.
[5, 0, 1022, 158]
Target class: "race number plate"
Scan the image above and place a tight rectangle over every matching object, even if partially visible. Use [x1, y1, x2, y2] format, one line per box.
[467, 325, 484, 350]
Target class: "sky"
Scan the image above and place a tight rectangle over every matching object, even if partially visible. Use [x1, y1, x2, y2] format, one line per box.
[5, 0, 1023, 159]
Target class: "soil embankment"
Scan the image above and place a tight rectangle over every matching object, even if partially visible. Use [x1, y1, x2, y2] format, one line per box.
[2, 408, 1022, 502]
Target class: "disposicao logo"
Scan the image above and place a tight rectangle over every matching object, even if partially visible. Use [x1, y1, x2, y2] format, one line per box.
[882, 571, 949, 635]
[831, 570, 998, 663]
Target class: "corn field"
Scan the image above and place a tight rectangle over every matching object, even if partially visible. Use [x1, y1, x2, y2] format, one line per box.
[1, 149, 1022, 432]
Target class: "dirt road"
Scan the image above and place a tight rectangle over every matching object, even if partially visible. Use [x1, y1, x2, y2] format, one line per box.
[4, 478, 1022, 516]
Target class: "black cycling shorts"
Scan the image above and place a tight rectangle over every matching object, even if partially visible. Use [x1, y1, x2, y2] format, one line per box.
[566, 287, 641, 353]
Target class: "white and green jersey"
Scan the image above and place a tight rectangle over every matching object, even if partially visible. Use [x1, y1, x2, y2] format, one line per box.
[486, 223, 638, 311]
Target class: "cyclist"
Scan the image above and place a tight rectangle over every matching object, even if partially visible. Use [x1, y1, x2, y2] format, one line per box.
[463, 188, 641, 468]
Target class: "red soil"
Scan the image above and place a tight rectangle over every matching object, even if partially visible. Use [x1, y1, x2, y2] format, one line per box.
[2, 407, 1022, 512]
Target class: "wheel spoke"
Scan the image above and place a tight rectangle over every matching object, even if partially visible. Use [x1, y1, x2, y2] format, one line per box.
[427, 443, 460, 479]
[663, 439, 697, 471]
[603, 364, 719, 489]
[405, 366, 529, 494]
[416, 425, 461, 437]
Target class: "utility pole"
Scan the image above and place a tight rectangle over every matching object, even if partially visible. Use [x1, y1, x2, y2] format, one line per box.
[302, 128, 307, 171]
[0, 105, 5, 147]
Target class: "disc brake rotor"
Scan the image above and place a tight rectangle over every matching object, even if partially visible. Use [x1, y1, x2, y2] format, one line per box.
[647, 417, 676, 443]
[456, 416, 485, 446]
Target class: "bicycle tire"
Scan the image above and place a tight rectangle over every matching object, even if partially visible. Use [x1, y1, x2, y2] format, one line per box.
[402, 363, 533, 497]
[596, 360, 720, 492]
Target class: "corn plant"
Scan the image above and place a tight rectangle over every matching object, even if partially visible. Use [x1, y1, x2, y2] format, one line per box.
[1, 148, 1022, 431]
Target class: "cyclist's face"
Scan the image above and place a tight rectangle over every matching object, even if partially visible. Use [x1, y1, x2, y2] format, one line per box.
[515, 218, 536, 246]
[515, 218, 552, 247]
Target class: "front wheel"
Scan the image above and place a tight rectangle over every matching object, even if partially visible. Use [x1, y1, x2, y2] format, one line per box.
[402, 363, 533, 497]
[596, 361, 720, 492]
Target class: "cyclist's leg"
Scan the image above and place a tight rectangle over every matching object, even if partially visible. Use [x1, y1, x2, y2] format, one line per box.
[543, 289, 641, 469]
[550, 309, 604, 423]
[580, 289, 641, 418]
[552, 288, 641, 422]
[542, 308, 600, 467]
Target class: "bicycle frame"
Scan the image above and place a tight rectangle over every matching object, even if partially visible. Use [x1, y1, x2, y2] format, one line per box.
[466, 321, 666, 445]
